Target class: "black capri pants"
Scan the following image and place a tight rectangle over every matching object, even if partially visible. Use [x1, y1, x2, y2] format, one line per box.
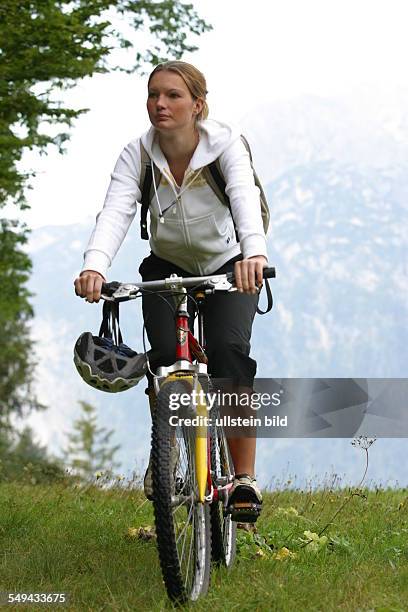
[139, 252, 259, 390]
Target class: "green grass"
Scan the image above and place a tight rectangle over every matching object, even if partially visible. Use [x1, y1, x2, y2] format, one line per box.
[0, 479, 407, 611]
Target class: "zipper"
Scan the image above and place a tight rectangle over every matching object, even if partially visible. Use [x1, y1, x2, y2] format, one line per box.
[159, 167, 204, 216]
[161, 167, 201, 271]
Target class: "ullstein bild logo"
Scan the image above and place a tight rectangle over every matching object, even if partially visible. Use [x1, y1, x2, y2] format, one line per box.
[168, 413, 288, 428]
[168, 389, 288, 429]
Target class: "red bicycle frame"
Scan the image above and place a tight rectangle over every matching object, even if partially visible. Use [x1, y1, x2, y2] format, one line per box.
[173, 289, 231, 503]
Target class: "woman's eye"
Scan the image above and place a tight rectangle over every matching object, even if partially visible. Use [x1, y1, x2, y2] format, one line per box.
[170, 93, 180, 98]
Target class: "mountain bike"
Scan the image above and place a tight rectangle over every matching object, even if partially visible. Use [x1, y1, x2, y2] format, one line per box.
[101, 266, 275, 603]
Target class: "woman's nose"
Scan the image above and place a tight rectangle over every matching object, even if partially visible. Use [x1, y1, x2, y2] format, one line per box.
[156, 95, 166, 109]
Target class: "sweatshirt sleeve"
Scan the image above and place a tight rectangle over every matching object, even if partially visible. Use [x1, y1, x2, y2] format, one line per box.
[81, 140, 142, 279]
[218, 137, 268, 261]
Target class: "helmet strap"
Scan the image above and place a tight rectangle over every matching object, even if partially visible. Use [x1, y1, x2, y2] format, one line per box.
[98, 301, 123, 345]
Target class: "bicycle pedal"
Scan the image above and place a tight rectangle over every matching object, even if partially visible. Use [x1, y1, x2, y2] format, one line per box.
[224, 502, 262, 523]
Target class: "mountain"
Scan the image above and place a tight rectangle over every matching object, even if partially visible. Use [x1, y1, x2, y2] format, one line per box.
[241, 88, 408, 184]
[261, 160, 407, 378]
[20, 91, 408, 487]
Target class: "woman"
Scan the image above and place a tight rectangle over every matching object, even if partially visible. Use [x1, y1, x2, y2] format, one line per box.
[74, 61, 268, 521]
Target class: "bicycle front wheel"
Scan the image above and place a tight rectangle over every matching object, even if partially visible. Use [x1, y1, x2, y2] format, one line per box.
[151, 378, 211, 603]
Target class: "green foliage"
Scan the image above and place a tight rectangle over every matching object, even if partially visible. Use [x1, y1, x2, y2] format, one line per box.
[0, 0, 211, 428]
[63, 401, 121, 479]
[0, 218, 44, 420]
[0, 0, 212, 208]
[0, 0, 211, 439]
[0, 424, 65, 483]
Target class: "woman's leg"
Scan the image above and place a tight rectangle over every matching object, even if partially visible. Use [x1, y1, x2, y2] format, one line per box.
[140, 252, 261, 481]
[139, 252, 196, 389]
[139, 252, 196, 499]
[201, 256, 260, 478]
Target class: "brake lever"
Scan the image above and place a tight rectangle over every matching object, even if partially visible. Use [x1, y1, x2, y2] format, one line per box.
[204, 277, 235, 293]
[102, 283, 140, 302]
[206, 276, 263, 294]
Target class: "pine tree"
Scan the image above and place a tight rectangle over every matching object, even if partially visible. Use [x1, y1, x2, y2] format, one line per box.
[0, 0, 211, 432]
[0, 218, 45, 420]
[63, 401, 121, 480]
[0, 425, 65, 483]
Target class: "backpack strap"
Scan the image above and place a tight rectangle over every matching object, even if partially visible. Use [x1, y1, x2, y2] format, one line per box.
[204, 136, 273, 314]
[240, 135, 270, 233]
[202, 161, 229, 206]
[139, 142, 161, 240]
[240, 134, 253, 161]
[203, 134, 269, 238]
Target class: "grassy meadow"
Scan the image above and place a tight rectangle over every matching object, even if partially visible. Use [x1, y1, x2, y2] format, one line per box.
[0, 473, 407, 611]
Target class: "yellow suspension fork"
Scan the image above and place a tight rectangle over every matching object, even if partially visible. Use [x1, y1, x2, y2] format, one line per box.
[161, 374, 208, 503]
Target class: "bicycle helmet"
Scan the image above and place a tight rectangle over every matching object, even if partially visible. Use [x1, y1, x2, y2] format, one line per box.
[74, 298, 148, 393]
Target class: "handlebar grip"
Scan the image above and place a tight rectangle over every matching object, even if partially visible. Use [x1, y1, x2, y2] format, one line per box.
[101, 281, 121, 297]
[263, 266, 276, 279]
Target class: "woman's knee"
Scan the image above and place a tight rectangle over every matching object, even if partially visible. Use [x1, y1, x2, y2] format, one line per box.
[206, 340, 256, 380]
[150, 344, 176, 369]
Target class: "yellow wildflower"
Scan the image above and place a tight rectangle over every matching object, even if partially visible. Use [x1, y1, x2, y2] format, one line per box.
[255, 549, 267, 559]
[275, 506, 299, 517]
[302, 530, 328, 552]
[287, 507, 299, 516]
[273, 547, 297, 560]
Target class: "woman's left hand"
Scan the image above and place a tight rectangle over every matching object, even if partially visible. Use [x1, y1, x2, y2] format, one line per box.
[234, 255, 268, 295]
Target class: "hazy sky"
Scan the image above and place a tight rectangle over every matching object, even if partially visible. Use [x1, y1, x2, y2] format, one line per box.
[4, 0, 408, 230]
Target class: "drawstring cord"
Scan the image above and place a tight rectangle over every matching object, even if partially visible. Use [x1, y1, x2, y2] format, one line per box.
[151, 161, 204, 222]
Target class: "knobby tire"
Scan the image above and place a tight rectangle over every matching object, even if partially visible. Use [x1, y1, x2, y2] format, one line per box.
[151, 379, 211, 603]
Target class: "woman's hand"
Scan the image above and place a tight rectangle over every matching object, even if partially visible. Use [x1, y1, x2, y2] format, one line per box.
[234, 256, 268, 295]
[74, 270, 106, 303]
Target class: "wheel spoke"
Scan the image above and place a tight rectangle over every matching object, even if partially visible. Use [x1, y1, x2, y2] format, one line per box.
[184, 508, 195, 590]
[209, 413, 237, 568]
[176, 500, 194, 547]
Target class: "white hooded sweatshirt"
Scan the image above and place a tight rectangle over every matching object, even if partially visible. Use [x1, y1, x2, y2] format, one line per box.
[81, 119, 268, 278]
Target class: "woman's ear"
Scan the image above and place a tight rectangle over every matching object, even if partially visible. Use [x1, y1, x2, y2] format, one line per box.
[194, 98, 204, 115]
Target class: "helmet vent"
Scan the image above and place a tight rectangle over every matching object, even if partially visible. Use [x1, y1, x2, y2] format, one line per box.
[116, 358, 126, 370]
[99, 359, 114, 373]
[94, 349, 105, 360]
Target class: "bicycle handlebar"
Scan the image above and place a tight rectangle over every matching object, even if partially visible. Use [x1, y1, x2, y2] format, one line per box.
[101, 266, 275, 300]
[260, 267, 276, 279]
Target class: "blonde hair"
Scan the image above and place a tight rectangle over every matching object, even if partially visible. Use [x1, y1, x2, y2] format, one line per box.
[148, 60, 209, 122]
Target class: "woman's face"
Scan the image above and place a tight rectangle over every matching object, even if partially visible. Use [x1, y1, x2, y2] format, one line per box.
[147, 70, 203, 132]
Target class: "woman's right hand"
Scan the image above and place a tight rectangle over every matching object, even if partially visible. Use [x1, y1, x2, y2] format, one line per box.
[74, 270, 106, 303]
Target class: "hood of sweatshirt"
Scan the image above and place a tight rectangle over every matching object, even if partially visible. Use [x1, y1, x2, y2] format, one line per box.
[140, 118, 241, 173]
